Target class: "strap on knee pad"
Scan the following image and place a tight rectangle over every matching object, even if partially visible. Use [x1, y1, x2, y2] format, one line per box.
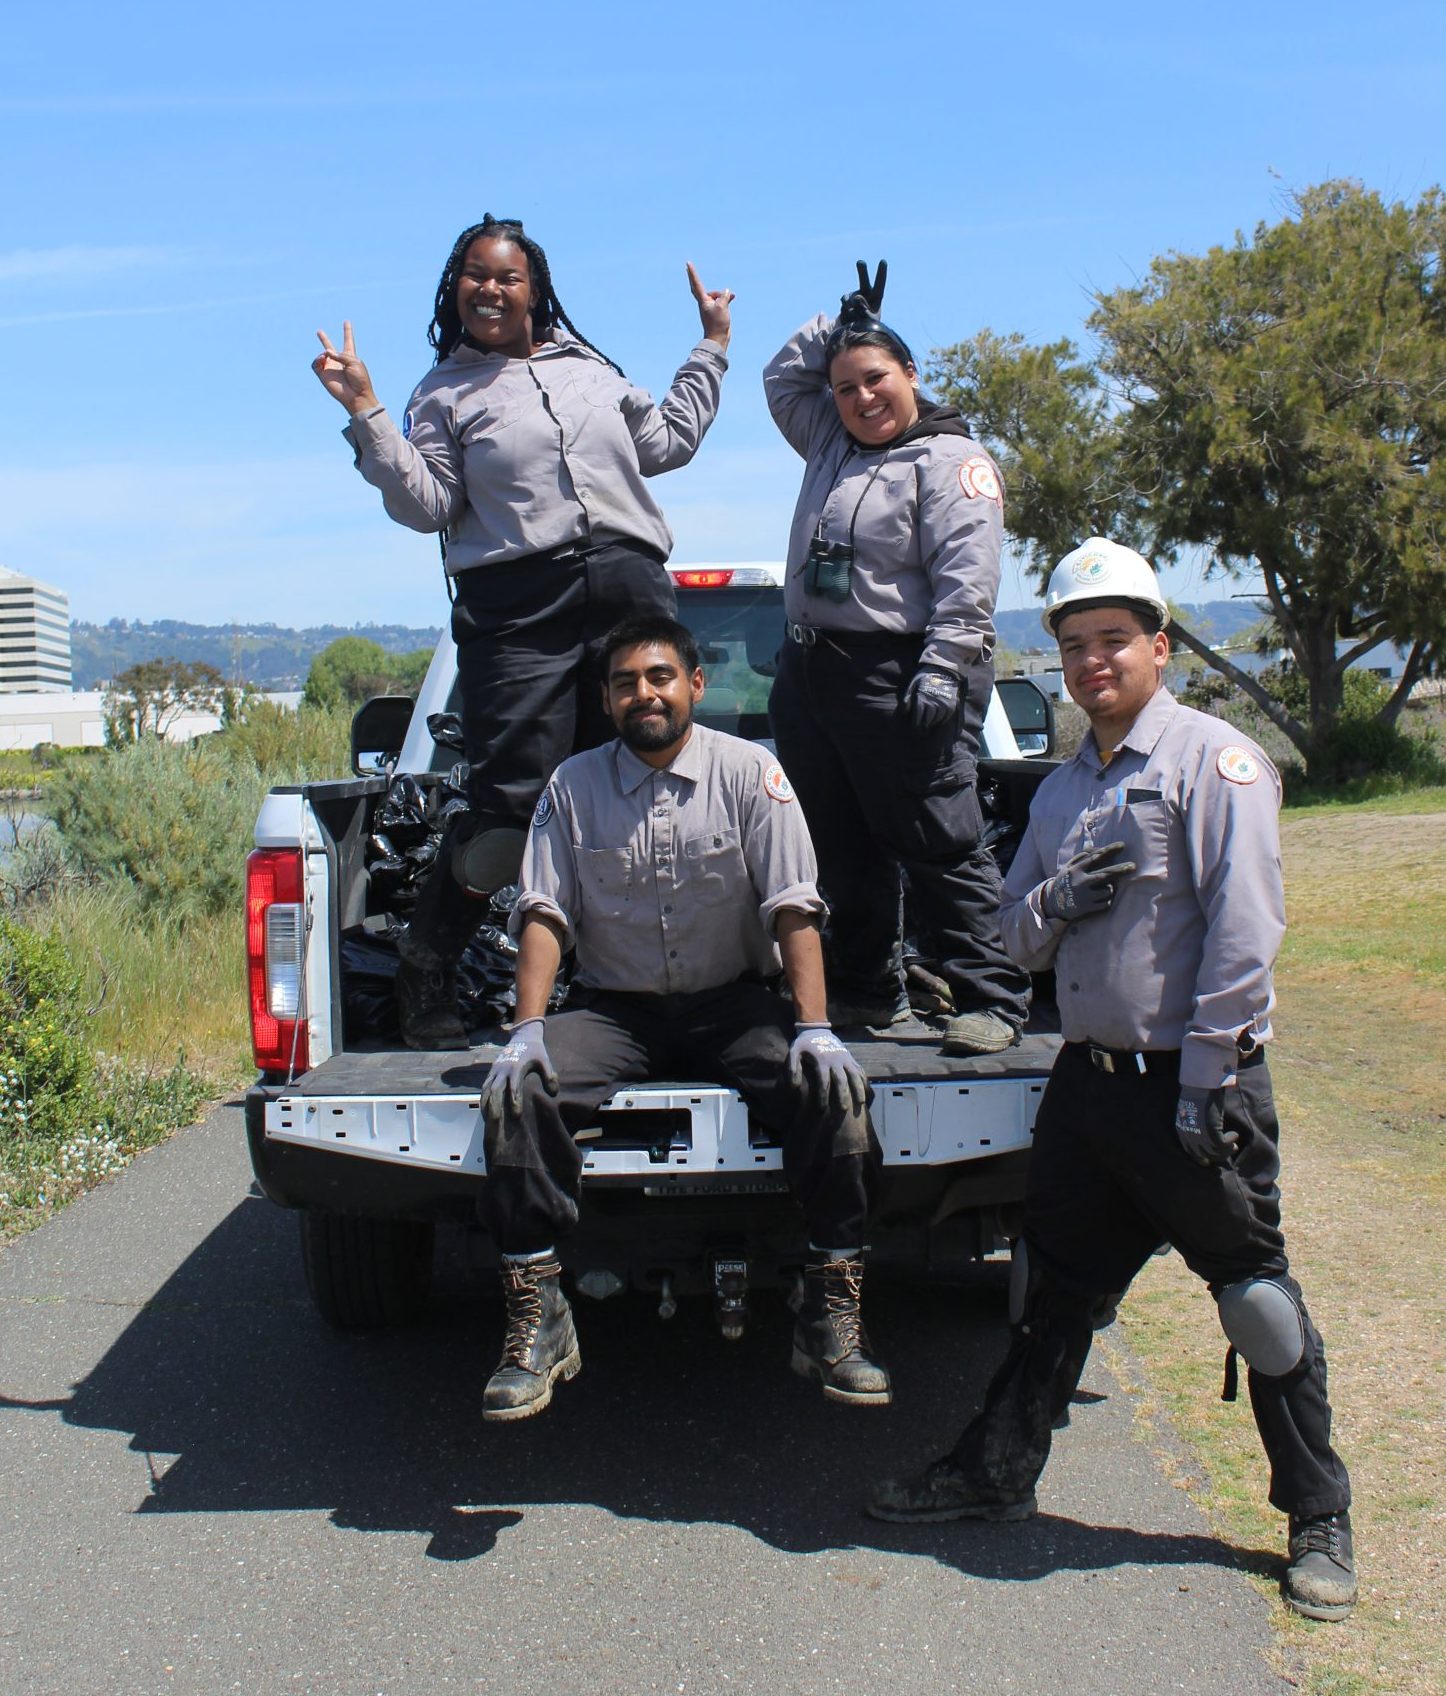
[1217, 1277, 1307, 1400]
[452, 826, 527, 897]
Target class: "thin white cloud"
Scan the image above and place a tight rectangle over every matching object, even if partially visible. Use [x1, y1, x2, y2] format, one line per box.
[0, 278, 406, 329]
[0, 244, 191, 284]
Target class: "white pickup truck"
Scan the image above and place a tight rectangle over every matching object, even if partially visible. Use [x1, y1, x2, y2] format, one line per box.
[244, 565, 1061, 1333]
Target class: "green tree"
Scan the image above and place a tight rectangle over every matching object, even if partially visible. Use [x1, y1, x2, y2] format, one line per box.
[930, 181, 1446, 774]
[102, 659, 227, 746]
[303, 638, 430, 709]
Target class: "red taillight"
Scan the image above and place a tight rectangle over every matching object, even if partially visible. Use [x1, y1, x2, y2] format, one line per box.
[672, 569, 734, 588]
[246, 848, 310, 1076]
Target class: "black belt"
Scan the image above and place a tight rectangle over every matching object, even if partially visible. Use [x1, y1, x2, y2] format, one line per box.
[784, 621, 922, 650]
[1068, 1041, 1267, 1077]
[1069, 1041, 1177, 1077]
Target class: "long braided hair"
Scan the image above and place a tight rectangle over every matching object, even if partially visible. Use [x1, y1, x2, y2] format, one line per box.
[427, 215, 625, 375]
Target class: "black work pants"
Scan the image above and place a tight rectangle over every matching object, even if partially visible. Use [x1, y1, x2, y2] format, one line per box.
[450, 542, 675, 833]
[951, 1043, 1351, 1519]
[768, 633, 1030, 1023]
[481, 981, 882, 1254]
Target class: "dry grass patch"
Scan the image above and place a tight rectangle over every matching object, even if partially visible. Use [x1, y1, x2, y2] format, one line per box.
[1114, 805, 1446, 1696]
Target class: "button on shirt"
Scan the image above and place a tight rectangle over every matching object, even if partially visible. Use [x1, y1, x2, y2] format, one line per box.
[343, 329, 728, 572]
[512, 725, 825, 994]
[763, 314, 1003, 674]
[999, 688, 1284, 1088]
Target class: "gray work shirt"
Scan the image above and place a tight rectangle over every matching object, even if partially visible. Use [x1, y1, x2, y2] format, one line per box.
[999, 688, 1285, 1088]
[512, 724, 826, 994]
[763, 314, 1003, 674]
[343, 328, 728, 572]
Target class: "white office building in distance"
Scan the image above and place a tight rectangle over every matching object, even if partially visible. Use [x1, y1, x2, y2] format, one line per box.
[0, 566, 72, 692]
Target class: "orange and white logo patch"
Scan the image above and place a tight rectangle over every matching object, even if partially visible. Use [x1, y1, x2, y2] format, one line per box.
[763, 763, 795, 802]
[1216, 746, 1260, 785]
[959, 455, 1003, 505]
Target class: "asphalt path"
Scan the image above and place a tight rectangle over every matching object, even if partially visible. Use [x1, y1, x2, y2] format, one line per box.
[1, 1103, 1288, 1696]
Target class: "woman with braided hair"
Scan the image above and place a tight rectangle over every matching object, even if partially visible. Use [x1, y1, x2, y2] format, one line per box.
[314, 215, 734, 1048]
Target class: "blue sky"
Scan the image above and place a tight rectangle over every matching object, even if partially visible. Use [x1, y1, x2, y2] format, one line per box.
[1, 1, 1441, 627]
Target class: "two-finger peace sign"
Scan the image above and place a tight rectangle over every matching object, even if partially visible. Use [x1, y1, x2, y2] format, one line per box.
[311, 321, 379, 415]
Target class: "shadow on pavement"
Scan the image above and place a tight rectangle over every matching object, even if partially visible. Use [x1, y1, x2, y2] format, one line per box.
[2, 1191, 1274, 1579]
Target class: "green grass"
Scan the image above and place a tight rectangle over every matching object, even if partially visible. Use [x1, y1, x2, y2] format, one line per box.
[1117, 799, 1446, 1695]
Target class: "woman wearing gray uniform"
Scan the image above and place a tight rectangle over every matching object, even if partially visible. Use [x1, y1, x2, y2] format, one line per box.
[313, 215, 733, 1048]
[763, 266, 1029, 1054]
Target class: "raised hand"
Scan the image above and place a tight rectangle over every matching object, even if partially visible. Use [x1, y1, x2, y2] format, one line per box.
[687, 262, 735, 352]
[838, 258, 887, 327]
[311, 321, 381, 416]
[854, 259, 887, 314]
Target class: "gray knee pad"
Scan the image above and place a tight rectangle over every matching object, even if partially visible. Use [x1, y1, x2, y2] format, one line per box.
[1216, 1278, 1307, 1377]
[452, 827, 527, 897]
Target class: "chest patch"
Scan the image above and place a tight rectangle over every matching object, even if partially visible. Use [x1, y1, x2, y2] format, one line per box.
[532, 790, 555, 827]
[1216, 746, 1260, 785]
[763, 763, 795, 803]
[958, 455, 1002, 505]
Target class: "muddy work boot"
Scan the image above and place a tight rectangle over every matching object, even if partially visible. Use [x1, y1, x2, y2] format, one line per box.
[1284, 1511, 1358, 1621]
[791, 1254, 891, 1406]
[483, 1255, 582, 1422]
[941, 1010, 1019, 1056]
[866, 1457, 1038, 1524]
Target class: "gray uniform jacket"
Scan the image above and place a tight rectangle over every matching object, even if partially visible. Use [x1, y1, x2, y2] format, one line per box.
[763, 314, 1004, 674]
[999, 688, 1284, 1090]
[512, 724, 826, 996]
[343, 329, 728, 573]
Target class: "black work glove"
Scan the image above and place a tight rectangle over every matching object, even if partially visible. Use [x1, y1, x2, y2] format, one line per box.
[902, 665, 960, 734]
[1040, 840, 1136, 921]
[1174, 1085, 1238, 1167]
[838, 259, 888, 327]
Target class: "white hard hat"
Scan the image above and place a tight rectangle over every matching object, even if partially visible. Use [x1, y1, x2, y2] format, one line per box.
[1040, 537, 1170, 636]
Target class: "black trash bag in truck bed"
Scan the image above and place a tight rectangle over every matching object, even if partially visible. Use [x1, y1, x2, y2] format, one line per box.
[346, 752, 569, 1042]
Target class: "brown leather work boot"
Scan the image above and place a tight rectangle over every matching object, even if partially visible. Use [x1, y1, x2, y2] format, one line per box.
[791, 1254, 892, 1406]
[483, 1256, 582, 1422]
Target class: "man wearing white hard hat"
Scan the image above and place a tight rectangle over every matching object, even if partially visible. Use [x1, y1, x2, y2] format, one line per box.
[867, 538, 1357, 1623]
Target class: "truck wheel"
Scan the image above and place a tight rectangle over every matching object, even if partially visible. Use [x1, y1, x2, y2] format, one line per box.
[299, 1212, 435, 1330]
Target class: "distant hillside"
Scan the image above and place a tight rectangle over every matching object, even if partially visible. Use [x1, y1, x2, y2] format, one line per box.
[996, 598, 1268, 656]
[70, 620, 444, 691]
[68, 600, 1271, 689]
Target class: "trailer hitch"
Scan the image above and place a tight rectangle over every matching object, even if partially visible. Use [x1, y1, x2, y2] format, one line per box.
[713, 1257, 749, 1341]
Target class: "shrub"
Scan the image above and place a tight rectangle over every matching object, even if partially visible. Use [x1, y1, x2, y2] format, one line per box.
[45, 735, 267, 917]
[0, 914, 94, 1135]
[216, 698, 352, 779]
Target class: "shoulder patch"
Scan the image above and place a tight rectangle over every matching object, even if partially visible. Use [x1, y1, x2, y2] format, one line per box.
[532, 789, 555, 826]
[763, 762, 795, 803]
[401, 409, 414, 440]
[958, 455, 1003, 505]
[1216, 746, 1260, 785]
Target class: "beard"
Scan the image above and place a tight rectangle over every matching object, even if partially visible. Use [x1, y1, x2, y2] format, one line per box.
[618, 700, 691, 753]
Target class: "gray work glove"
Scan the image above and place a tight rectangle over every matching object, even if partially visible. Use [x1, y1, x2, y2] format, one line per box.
[838, 258, 888, 326]
[902, 665, 960, 735]
[1041, 840, 1137, 921]
[788, 1023, 869, 1116]
[480, 1018, 559, 1120]
[1174, 1085, 1238, 1167]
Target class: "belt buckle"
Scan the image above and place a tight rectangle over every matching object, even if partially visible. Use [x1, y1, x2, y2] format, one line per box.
[787, 621, 817, 648]
[1087, 1043, 1115, 1075]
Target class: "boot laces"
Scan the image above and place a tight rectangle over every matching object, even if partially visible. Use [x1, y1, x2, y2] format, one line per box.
[1293, 1514, 1344, 1558]
[819, 1259, 865, 1355]
[500, 1260, 555, 1366]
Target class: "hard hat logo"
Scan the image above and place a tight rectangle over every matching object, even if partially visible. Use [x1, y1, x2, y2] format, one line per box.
[1041, 535, 1171, 636]
[1071, 556, 1111, 585]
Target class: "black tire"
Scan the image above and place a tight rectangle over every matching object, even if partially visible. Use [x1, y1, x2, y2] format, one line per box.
[299, 1212, 435, 1330]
